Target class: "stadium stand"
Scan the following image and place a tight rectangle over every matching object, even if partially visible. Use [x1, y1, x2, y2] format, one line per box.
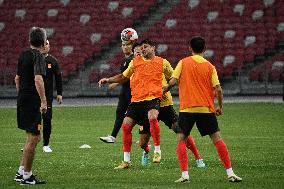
[0, 0, 156, 84]
[249, 52, 284, 82]
[0, 0, 283, 88]
[89, 0, 283, 83]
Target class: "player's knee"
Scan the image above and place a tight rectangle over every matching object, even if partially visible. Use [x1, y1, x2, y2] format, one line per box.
[33, 134, 41, 143]
[210, 131, 222, 144]
[123, 116, 135, 126]
[148, 110, 159, 120]
[27, 135, 40, 148]
[176, 133, 187, 143]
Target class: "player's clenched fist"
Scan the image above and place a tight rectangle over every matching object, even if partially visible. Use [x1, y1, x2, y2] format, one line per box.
[98, 78, 109, 87]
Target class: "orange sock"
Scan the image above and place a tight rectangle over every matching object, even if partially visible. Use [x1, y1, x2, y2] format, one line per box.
[215, 140, 232, 169]
[122, 124, 132, 152]
[177, 142, 188, 172]
[149, 119, 160, 146]
[186, 135, 202, 160]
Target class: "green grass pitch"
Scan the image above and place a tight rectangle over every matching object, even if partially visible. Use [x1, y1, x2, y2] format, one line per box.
[0, 103, 283, 189]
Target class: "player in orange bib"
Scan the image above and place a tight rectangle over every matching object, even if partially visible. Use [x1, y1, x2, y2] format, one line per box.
[99, 39, 167, 169]
[132, 43, 205, 167]
[164, 36, 242, 183]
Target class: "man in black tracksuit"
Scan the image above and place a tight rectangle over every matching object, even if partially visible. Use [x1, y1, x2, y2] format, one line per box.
[99, 41, 134, 143]
[42, 40, 63, 152]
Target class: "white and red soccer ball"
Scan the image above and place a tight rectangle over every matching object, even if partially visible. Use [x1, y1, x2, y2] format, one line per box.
[121, 28, 138, 42]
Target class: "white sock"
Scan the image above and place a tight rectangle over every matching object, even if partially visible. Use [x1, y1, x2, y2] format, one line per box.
[154, 145, 161, 153]
[226, 168, 234, 177]
[123, 152, 131, 162]
[23, 171, 32, 180]
[18, 166, 24, 175]
[182, 171, 189, 178]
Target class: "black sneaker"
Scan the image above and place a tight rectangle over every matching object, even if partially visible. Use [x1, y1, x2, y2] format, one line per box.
[20, 174, 46, 185]
[14, 172, 23, 182]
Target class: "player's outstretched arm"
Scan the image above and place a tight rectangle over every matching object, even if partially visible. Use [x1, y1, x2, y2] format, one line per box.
[98, 74, 128, 87]
[108, 83, 120, 90]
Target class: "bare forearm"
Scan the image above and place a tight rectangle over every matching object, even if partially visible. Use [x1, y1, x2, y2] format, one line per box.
[108, 74, 128, 84]
[99, 74, 128, 87]
[164, 78, 178, 93]
[108, 83, 120, 90]
[35, 75, 46, 102]
[15, 75, 20, 93]
[215, 85, 223, 109]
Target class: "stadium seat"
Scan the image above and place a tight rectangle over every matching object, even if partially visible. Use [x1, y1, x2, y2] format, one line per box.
[165, 19, 177, 29]
[204, 49, 214, 59]
[156, 44, 168, 55]
[79, 14, 91, 25]
[263, 0, 275, 7]
[244, 36, 256, 47]
[207, 11, 219, 22]
[0, 22, 5, 32]
[188, 0, 200, 10]
[47, 9, 58, 17]
[60, 0, 70, 7]
[277, 22, 284, 31]
[251, 10, 264, 21]
[249, 67, 263, 81]
[45, 28, 55, 38]
[62, 46, 74, 56]
[269, 69, 282, 82]
[224, 30, 236, 39]
[233, 4, 245, 16]
[108, 1, 119, 12]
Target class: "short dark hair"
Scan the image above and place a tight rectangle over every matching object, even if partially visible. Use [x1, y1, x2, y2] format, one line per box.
[132, 42, 141, 52]
[190, 36, 205, 53]
[29, 27, 46, 48]
[140, 39, 156, 47]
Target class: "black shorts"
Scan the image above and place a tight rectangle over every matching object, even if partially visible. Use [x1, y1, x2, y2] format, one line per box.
[17, 94, 42, 135]
[126, 98, 160, 134]
[177, 112, 220, 136]
[158, 105, 178, 129]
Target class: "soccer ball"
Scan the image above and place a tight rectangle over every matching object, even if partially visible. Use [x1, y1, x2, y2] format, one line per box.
[121, 28, 138, 42]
